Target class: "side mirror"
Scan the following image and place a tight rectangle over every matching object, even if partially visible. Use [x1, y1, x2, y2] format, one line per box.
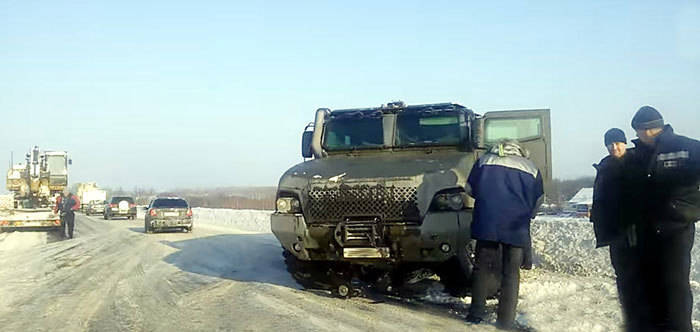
[301, 131, 313, 159]
[68, 159, 72, 165]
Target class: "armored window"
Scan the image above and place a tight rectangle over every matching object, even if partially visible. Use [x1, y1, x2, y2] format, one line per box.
[484, 117, 542, 142]
[395, 111, 461, 147]
[323, 110, 383, 151]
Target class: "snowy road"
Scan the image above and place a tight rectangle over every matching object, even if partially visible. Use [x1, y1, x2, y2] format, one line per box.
[0, 212, 697, 331]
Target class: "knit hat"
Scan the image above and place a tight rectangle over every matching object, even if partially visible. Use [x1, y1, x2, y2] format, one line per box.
[604, 128, 626, 146]
[631, 106, 664, 130]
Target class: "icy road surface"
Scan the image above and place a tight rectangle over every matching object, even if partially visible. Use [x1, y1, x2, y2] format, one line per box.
[0, 211, 698, 331]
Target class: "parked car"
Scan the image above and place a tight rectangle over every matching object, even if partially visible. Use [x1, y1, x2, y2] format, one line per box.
[85, 200, 105, 216]
[104, 196, 137, 220]
[144, 197, 193, 233]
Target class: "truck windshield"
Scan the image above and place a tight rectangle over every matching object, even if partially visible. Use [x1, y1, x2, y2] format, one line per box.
[395, 111, 462, 147]
[323, 110, 383, 151]
[46, 155, 67, 175]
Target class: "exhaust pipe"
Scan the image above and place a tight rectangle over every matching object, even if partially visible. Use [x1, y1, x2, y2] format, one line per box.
[311, 108, 329, 159]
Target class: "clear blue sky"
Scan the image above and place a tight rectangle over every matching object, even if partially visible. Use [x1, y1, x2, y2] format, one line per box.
[1, 1, 699, 190]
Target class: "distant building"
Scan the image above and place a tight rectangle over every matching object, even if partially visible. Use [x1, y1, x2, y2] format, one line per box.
[568, 187, 593, 217]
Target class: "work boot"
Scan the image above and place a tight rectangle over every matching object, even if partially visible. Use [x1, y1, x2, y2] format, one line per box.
[465, 314, 483, 324]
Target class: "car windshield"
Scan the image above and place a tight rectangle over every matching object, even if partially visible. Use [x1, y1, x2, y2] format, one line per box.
[152, 199, 188, 208]
[111, 197, 134, 203]
[395, 111, 462, 147]
[323, 110, 383, 151]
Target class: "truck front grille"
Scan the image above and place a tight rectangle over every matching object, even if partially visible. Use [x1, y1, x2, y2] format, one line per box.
[307, 184, 419, 223]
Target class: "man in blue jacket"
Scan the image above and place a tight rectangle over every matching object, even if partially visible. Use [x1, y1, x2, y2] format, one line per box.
[623, 106, 700, 332]
[466, 140, 544, 330]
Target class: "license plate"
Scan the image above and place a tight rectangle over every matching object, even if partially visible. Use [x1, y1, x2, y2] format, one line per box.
[343, 248, 390, 259]
[164, 212, 179, 217]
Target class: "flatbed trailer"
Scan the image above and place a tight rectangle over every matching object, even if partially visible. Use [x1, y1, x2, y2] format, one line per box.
[0, 208, 62, 232]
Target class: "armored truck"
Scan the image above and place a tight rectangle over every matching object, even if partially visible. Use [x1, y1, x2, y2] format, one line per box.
[271, 102, 551, 297]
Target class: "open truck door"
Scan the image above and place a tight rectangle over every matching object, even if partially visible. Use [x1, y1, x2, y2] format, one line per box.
[475, 109, 552, 186]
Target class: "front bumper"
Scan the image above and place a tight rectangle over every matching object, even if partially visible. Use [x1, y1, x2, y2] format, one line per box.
[271, 210, 471, 263]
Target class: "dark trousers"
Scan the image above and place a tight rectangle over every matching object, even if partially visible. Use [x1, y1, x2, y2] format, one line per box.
[610, 239, 649, 332]
[468, 240, 523, 329]
[63, 211, 75, 239]
[641, 223, 695, 332]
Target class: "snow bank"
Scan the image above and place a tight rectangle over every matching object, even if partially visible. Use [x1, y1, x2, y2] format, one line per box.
[533, 216, 700, 283]
[192, 208, 273, 233]
[531, 216, 614, 277]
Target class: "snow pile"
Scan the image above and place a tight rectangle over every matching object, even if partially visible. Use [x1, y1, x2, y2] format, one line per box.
[529, 216, 700, 331]
[192, 208, 273, 233]
[531, 216, 614, 277]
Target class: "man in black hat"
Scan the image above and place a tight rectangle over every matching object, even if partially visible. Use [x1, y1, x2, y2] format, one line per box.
[591, 128, 647, 331]
[623, 106, 700, 331]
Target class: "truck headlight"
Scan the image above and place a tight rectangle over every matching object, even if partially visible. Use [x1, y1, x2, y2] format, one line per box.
[431, 192, 466, 211]
[276, 197, 301, 214]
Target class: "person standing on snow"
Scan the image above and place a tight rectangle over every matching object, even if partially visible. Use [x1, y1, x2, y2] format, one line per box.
[465, 140, 544, 330]
[590, 128, 647, 331]
[61, 189, 80, 239]
[623, 106, 700, 331]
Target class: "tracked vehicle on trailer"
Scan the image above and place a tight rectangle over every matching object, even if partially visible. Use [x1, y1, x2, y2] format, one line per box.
[1, 146, 70, 232]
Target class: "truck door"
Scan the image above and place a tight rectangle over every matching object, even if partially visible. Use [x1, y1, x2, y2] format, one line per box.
[475, 109, 552, 185]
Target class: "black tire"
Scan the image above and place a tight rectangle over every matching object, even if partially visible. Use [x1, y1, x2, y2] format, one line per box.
[144, 220, 152, 234]
[437, 239, 476, 297]
[334, 282, 353, 299]
[283, 249, 333, 290]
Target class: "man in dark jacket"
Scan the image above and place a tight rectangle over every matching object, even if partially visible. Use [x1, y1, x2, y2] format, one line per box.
[466, 140, 544, 330]
[591, 128, 649, 331]
[61, 189, 80, 239]
[624, 106, 700, 332]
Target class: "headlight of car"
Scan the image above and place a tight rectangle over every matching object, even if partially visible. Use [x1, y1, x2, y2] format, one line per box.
[431, 191, 466, 211]
[276, 197, 301, 214]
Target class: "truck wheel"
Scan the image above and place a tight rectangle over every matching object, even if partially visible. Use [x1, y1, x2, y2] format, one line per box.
[334, 283, 352, 299]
